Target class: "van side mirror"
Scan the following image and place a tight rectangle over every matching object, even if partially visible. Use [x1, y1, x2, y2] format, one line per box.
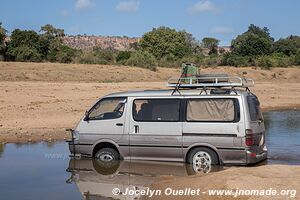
[84, 110, 90, 121]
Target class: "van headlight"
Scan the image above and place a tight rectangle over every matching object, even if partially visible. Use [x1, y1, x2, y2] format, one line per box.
[72, 130, 80, 141]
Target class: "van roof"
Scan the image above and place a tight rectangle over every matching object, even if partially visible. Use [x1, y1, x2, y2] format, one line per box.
[105, 89, 249, 98]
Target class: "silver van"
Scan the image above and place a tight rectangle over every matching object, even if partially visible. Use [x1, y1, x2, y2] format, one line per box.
[67, 75, 267, 168]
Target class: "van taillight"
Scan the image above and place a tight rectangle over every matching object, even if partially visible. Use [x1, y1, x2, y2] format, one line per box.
[245, 129, 254, 146]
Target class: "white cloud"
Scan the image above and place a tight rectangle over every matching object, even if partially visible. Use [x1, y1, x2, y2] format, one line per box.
[75, 0, 93, 11]
[210, 27, 233, 34]
[116, 0, 139, 13]
[188, 0, 217, 14]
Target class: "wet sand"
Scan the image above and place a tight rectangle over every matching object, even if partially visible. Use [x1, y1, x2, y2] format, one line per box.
[146, 165, 300, 200]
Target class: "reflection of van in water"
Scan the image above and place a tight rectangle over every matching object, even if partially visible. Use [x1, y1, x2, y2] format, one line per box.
[66, 159, 220, 200]
[67, 75, 267, 168]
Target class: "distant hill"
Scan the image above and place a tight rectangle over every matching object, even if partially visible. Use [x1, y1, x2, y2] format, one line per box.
[62, 35, 140, 51]
[4, 35, 231, 53]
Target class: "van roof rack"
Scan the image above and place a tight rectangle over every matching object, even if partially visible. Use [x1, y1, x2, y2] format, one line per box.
[167, 75, 254, 95]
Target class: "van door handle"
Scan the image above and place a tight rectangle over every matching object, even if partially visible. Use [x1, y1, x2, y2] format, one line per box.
[116, 123, 123, 126]
[134, 125, 139, 133]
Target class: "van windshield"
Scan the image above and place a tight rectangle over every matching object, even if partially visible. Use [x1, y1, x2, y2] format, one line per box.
[247, 95, 263, 121]
[88, 97, 126, 120]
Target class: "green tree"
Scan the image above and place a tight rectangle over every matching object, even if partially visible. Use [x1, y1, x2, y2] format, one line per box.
[139, 27, 193, 59]
[40, 24, 65, 59]
[7, 45, 42, 62]
[40, 24, 65, 38]
[53, 45, 77, 63]
[295, 49, 300, 65]
[231, 24, 274, 56]
[129, 42, 140, 51]
[0, 22, 7, 60]
[202, 37, 219, 55]
[273, 35, 300, 56]
[6, 29, 43, 61]
[126, 50, 157, 71]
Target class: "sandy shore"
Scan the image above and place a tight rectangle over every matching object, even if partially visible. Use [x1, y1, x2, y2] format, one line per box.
[146, 165, 300, 200]
[0, 62, 300, 143]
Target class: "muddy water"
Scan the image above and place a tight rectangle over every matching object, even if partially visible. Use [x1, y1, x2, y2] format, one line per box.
[0, 110, 299, 200]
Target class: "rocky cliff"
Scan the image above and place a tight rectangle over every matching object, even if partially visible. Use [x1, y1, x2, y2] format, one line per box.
[62, 35, 140, 51]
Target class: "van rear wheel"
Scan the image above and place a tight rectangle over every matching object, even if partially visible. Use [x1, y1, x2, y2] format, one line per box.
[187, 147, 218, 173]
[94, 147, 120, 162]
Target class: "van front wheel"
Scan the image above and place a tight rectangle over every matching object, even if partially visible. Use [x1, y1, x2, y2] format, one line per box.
[187, 147, 218, 173]
[94, 148, 120, 162]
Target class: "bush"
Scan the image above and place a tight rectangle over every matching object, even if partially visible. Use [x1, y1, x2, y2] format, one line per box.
[255, 56, 274, 69]
[116, 51, 131, 64]
[295, 49, 300, 65]
[7, 45, 42, 62]
[158, 54, 180, 68]
[255, 53, 294, 69]
[273, 36, 300, 56]
[74, 49, 115, 65]
[94, 49, 115, 64]
[55, 45, 78, 63]
[221, 53, 250, 67]
[48, 45, 78, 63]
[74, 52, 96, 64]
[126, 51, 157, 71]
[200, 56, 221, 67]
[271, 53, 294, 67]
[180, 54, 205, 66]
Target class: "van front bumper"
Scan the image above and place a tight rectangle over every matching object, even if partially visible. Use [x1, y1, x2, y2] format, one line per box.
[66, 140, 80, 155]
[246, 150, 268, 164]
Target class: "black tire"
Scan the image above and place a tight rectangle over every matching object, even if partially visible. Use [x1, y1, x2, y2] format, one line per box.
[186, 147, 219, 174]
[186, 163, 222, 175]
[93, 147, 120, 175]
[94, 147, 120, 161]
[187, 147, 219, 165]
[93, 159, 120, 175]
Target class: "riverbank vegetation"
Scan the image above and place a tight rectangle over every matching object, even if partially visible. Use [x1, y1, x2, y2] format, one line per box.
[1, 23, 300, 71]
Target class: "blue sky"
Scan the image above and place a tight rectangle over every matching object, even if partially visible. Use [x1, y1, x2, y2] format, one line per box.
[1, 0, 300, 45]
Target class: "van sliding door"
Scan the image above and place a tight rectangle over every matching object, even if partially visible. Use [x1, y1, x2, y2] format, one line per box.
[128, 98, 183, 162]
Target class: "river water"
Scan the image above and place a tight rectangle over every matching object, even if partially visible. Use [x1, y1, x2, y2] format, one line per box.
[0, 110, 299, 200]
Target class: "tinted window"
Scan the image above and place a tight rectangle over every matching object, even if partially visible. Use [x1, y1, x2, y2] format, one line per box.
[88, 97, 126, 120]
[186, 98, 238, 122]
[133, 99, 180, 122]
[247, 95, 262, 121]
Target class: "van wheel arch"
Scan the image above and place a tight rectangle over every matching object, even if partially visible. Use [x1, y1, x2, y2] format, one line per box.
[186, 146, 220, 165]
[92, 142, 122, 159]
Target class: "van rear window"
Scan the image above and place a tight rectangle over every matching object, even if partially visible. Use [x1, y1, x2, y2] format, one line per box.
[186, 98, 238, 122]
[133, 99, 180, 122]
[247, 95, 262, 121]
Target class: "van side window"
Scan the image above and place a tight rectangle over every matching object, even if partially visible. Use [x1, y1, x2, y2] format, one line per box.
[133, 99, 180, 122]
[88, 97, 126, 120]
[186, 98, 238, 122]
[247, 95, 262, 121]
